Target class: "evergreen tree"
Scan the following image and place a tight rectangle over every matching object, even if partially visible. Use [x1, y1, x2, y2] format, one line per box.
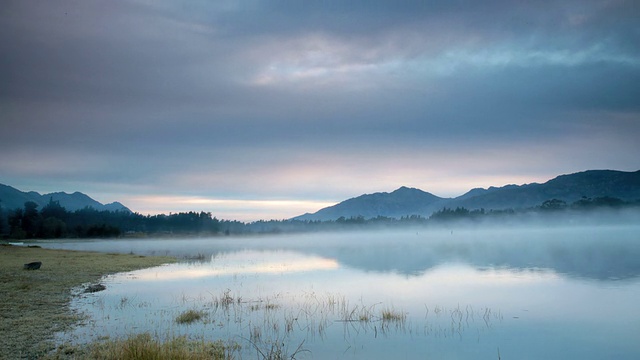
[8, 208, 25, 239]
[21, 201, 41, 238]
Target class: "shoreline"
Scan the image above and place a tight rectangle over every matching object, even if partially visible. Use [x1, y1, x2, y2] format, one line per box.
[0, 244, 175, 359]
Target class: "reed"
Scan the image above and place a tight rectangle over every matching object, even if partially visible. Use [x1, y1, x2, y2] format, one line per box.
[248, 338, 309, 360]
[213, 289, 238, 308]
[176, 309, 205, 324]
[381, 308, 406, 322]
[251, 325, 263, 342]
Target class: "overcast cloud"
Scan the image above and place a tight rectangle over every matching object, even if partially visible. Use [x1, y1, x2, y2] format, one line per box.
[1, 0, 639, 220]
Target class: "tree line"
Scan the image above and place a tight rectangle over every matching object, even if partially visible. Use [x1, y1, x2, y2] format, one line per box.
[1, 196, 638, 239]
[0, 198, 223, 239]
[423, 196, 639, 223]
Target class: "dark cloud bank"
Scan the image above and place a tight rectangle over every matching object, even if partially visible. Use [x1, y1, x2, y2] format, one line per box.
[1, 0, 638, 219]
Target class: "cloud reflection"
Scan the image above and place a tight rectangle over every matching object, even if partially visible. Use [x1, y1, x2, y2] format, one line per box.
[135, 250, 339, 281]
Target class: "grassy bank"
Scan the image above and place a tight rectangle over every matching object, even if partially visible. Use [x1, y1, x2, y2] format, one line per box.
[0, 244, 176, 359]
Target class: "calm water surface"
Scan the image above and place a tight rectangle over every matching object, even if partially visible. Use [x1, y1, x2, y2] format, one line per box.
[41, 226, 640, 359]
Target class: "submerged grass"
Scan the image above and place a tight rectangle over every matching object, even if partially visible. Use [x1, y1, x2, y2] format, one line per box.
[0, 244, 175, 359]
[381, 308, 407, 322]
[176, 309, 205, 324]
[248, 338, 309, 360]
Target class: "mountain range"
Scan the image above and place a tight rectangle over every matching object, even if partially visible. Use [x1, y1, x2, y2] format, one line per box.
[293, 170, 640, 221]
[0, 184, 130, 213]
[2, 169, 639, 220]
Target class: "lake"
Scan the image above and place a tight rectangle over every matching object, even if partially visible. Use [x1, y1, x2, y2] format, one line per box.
[40, 225, 640, 359]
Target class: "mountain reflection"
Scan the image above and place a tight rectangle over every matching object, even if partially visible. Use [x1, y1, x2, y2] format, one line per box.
[297, 227, 640, 281]
[197, 226, 640, 282]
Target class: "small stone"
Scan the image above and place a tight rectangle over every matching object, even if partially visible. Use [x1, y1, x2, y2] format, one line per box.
[23, 261, 42, 270]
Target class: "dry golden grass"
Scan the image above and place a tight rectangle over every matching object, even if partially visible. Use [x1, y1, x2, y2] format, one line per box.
[86, 333, 235, 360]
[0, 244, 175, 359]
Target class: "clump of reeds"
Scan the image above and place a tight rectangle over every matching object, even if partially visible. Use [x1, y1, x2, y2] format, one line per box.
[175, 309, 205, 324]
[213, 289, 240, 309]
[249, 302, 280, 312]
[381, 308, 406, 323]
[87, 333, 237, 360]
[359, 312, 371, 322]
[337, 302, 377, 323]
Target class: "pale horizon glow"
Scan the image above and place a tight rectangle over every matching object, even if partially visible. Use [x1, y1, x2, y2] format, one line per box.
[120, 195, 337, 221]
[96, 171, 554, 221]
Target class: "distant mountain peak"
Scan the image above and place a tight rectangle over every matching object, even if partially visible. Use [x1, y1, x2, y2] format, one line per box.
[0, 184, 131, 213]
[293, 185, 446, 221]
[392, 186, 421, 193]
[293, 169, 640, 221]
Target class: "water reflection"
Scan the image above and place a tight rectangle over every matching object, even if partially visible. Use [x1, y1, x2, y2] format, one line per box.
[39, 225, 640, 281]
[135, 251, 339, 281]
[50, 227, 640, 359]
[60, 253, 513, 359]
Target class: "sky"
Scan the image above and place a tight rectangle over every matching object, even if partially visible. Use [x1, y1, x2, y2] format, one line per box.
[1, 0, 639, 221]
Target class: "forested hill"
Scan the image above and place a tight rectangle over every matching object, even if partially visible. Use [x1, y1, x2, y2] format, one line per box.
[295, 186, 447, 222]
[295, 170, 640, 221]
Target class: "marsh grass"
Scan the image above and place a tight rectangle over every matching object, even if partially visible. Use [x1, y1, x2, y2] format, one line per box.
[27, 246, 503, 360]
[87, 333, 237, 360]
[176, 309, 205, 324]
[381, 308, 406, 323]
[249, 301, 280, 312]
[336, 301, 378, 323]
[0, 244, 175, 359]
[213, 289, 240, 309]
[62, 282, 498, 358]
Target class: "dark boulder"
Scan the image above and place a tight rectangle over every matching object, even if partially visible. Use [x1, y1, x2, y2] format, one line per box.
[23, 261, 42, 270]
[84, 284, 106, 293]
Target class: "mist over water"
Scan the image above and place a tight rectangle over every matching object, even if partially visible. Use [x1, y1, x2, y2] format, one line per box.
[40, 223, 640, 281]
[40, 224, 640, 359]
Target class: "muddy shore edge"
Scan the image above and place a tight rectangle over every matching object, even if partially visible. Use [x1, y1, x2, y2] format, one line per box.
[0, 244, 175, 359]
